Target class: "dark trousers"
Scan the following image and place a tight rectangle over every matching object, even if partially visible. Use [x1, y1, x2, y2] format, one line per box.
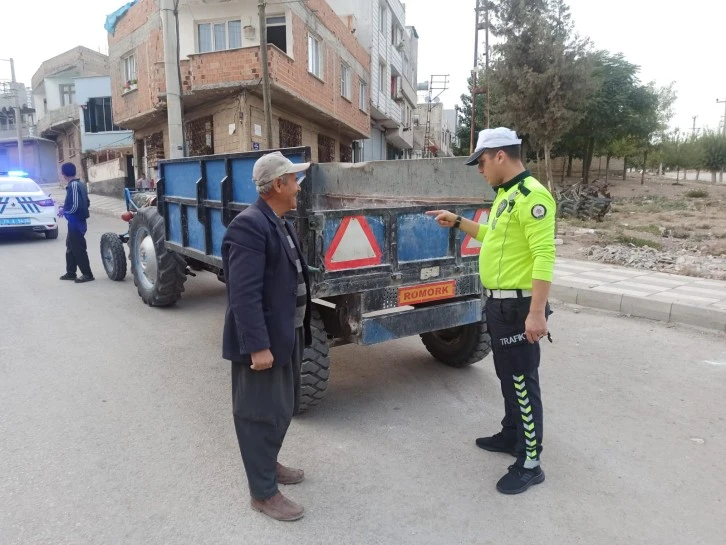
[231, 329, 301, 500]
[485, 297, 549, 469]
[66, 228, 92, 277]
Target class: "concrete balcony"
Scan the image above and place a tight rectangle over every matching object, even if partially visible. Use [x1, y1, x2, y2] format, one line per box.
[0, 126, 36, 141]
[385, 124, 413, 150]
[401, 77, 417, 107]
[36, 104, 78, 136]
[156, 46, 368, 139]
[388, 0, 406, 28]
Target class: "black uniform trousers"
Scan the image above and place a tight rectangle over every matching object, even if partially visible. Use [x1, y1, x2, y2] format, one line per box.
[231, 327, 303, 500]
[485, 296, 549, 469]
[66, 227, 92, 277]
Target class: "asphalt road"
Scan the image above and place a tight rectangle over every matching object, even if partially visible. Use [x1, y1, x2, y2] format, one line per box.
[1, 215, 725, 545]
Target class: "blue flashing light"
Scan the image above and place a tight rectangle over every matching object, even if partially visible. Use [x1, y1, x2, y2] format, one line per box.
[7, 170, 29, 177]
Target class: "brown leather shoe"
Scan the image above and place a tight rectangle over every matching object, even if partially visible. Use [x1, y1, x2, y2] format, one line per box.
[276, 462, 305, 485]
[251, 492, 304, 521]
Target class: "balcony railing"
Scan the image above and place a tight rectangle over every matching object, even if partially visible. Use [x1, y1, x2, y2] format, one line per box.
[36, 104, 78, 135]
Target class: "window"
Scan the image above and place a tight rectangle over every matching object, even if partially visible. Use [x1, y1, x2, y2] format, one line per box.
[123, 55, 137, 84]
[379, 62, 386, 94]
[84, 97, 120, 133]
[266, 16, 287, 53]
[308, 34, 323, 79]
[318, 134, 335, 163]
[390, 75, 399, 100]
[185, 116, 214, 156]
[340, 63, 351, 100]
[145, 132, 165, 169]
[197, 20, 242, 53]
[58, 140, 64, 162]
[59, 84, 75, 107]
[359, 79, 367, 111]
[379, 3, 386, 34]
[340, 143, 353, 163]
[391, 24, 401, 46]
[279, 119, 302, 148]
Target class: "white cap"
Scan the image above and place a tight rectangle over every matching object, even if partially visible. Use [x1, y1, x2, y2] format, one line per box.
[252, 151, 311, 186]
[465, 127, 522, 165]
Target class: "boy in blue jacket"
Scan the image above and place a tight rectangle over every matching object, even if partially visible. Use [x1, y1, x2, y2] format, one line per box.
[58, 163, 94, 283]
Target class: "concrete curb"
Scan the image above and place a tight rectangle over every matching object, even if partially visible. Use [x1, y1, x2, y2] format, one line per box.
[551, 284, 726, 332]
[90, 206, 126, 220]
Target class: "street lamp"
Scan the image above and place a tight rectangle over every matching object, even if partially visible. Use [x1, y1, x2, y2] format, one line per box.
[0, 57, 24, 168]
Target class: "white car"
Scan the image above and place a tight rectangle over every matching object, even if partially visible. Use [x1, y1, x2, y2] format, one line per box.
[0, 171, 59, 239]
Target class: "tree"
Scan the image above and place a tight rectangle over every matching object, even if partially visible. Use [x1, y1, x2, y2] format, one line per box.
[454, 69, 509, 156]
[560, 52, 640, 183]
[454, 72, 489, 156]
[631, 82, 676, 184]
[681, 137, 704, 181]
[700, 132, 726, 183]
[488, 0, 594, 190]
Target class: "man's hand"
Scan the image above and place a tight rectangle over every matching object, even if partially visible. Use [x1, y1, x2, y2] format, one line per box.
[57, 207, 64, 218]
[525, 311, 548, 344]
[426, 210, 456, 228]
[250, 349, 274, 371]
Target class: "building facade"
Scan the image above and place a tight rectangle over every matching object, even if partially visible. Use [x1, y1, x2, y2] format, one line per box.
[414, 100, 455, 158]
[32, 47, 134, 192]
[325, 0, 418, 161]
[107, 0, 371, 181]
[0, 80, 58, 184]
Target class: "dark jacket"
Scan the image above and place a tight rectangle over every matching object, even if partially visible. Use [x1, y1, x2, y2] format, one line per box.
[222, 198, 312, 365]
[63, 179, 90, 230]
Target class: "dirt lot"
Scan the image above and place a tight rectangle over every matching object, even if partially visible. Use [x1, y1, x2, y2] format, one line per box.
[555, 173, 726, 280]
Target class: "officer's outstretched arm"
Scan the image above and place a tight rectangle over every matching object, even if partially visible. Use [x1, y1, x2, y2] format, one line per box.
[426, 210, 487, 240]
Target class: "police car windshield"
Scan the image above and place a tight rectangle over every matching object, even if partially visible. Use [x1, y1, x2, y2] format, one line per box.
[0, 179, 40, 193]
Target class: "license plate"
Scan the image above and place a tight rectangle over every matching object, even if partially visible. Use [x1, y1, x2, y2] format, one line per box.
[0, 218, 30, 226]
[398, 280, 456, 306]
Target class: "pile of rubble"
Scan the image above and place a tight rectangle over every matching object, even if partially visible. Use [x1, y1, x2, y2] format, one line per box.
[581, 245, 726, 280]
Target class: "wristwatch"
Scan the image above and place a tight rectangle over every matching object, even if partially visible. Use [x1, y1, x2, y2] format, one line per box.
[453, 215, 462, 229]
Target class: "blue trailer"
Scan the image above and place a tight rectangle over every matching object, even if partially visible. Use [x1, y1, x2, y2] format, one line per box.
[100, 147, 496, 413]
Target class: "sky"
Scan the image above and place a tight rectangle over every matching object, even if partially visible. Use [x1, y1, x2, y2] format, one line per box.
[1, 0, 725, 134]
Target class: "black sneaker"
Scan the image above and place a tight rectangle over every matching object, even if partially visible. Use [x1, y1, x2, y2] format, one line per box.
[475, 432, 517, 457]
[496, 464, 545, 495]
[60, 273, 77, 281]
[75, 275, 95, 284]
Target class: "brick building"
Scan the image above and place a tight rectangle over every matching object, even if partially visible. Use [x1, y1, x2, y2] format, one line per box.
[107, 0, 371, 180]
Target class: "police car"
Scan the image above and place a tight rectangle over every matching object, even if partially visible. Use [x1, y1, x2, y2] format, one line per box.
[0, 171, 59, 239]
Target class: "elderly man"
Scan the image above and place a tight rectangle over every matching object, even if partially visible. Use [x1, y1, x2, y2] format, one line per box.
[222, 151, 312, 521]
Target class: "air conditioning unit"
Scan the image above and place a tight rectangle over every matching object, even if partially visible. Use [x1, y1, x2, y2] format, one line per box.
[395, 40, 406, 52]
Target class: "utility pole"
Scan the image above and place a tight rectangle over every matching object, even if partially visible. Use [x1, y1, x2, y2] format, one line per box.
[423, 75, 449, 158]
[259, 1, 274, 149]
[484, 2, 490, 129]
[9, 59, 24, 169]
[718, 98, 726, 137]
[161, 0, 185, 158]
[470, 1, 492, 153]
[470, 0, 479, 155]
[691, 115, 700, 138]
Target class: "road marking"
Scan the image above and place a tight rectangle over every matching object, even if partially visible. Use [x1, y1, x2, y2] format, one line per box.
[703, 360, 726, 367]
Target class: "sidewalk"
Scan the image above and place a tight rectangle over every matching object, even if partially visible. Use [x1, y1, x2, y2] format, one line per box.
[43, 184, 726, 332]
[45, 184, 128, 219]
[552, 258, 726, 332]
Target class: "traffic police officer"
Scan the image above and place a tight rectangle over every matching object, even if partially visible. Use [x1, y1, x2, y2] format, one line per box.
[428, 127, 556, 495]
